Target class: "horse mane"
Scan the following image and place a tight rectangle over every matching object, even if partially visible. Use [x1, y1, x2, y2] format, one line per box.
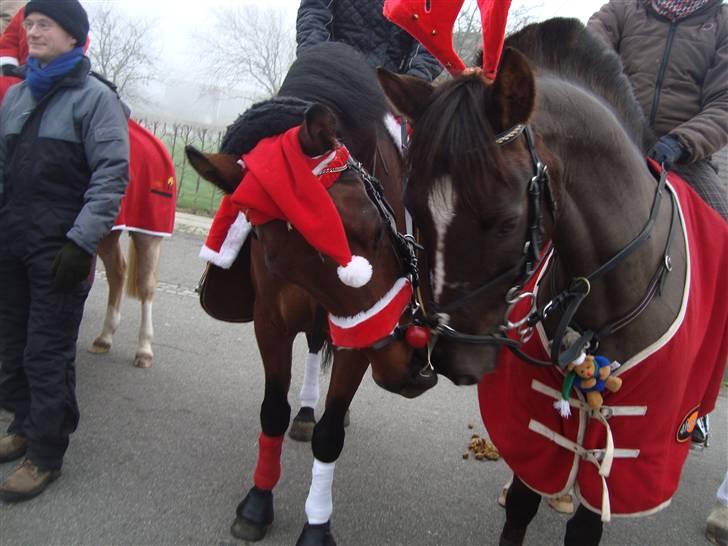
[221, 42, 387, 156]
[504, 18, 652, 151]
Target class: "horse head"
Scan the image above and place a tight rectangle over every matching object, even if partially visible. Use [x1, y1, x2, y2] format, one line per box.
[187, 103, 437, 398]
[378, 48, 556, 385]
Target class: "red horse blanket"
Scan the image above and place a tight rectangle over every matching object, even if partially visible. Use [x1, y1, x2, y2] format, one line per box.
[113, 120, 177, 237]
[479, 171, 728, 520]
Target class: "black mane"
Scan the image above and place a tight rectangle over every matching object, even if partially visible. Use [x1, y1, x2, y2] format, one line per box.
[505, 18, 652, 151]
[221, 42, 387, 156]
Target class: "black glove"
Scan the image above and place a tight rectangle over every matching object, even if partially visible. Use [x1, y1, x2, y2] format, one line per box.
[1, 64, 25, 79]
[647, 135, 685, 170]
[51, 242, 93, 293]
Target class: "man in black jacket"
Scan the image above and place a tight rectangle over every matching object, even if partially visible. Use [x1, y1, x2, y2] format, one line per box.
[296, 0, 442, 81]
[0, 0, 129, 501]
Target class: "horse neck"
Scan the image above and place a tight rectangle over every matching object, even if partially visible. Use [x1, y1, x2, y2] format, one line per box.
[535, 84, 685, 359]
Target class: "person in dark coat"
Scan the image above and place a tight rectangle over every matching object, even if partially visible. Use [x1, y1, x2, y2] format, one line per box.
[296, 0, 443, 81]
[588, 0, 728, 220]
[0, 0, 129, 501]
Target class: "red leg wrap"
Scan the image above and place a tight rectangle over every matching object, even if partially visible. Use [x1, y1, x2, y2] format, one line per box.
[253, 433, 284, 490]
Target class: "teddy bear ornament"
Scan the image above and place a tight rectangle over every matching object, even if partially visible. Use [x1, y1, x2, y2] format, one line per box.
[554, 353, 623, 417]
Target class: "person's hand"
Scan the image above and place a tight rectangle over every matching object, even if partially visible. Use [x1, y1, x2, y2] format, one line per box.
[647, 135, 685, 170]
[51, 242, 92, 292]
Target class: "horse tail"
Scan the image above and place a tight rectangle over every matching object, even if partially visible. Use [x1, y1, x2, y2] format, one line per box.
[126, 239, 140, 300]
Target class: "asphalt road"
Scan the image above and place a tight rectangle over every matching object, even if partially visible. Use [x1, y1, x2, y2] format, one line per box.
[1, 226, 726, 546]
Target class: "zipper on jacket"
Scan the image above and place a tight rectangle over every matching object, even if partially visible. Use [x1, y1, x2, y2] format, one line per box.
[648, 20, 677, 127]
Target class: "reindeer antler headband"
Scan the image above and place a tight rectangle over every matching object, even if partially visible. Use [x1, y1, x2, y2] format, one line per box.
[383, 0, 512, 79]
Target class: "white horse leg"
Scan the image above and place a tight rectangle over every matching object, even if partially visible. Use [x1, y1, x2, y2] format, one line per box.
[89, 230, 125, 354]
[128, 232, 162, 369]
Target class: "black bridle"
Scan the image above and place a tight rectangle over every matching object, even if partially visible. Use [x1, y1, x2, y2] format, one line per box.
[422, 124, 677, 369]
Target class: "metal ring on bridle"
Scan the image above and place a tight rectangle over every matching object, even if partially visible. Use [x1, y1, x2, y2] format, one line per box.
[502, 291, 536, 330]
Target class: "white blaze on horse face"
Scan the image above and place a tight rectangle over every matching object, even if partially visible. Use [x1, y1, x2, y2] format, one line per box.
[428, 178, 457, 302]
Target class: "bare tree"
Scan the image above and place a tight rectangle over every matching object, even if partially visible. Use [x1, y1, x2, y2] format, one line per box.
[87, 4, 156, 102]
[200, 6, 295, 101]
[454, 0, 543, 66]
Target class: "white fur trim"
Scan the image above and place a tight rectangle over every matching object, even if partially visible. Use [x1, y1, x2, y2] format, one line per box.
[573, 352, 587, 366]
[0, 56, 18, 66]
[384, 114, 403, 151]
[305, 459, 335, 525]
[329, 277, 409, 328]
[111, 225, 172, 237]
[336, 255, 372, 287]
[198, 212, 251, 269]
[312, 149, 338, 175]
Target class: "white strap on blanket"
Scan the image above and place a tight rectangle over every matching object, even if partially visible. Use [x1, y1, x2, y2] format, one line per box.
[531, 379, 647, 418]
[529, 419, 614, 522]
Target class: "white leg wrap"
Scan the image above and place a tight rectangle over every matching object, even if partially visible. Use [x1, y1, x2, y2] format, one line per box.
[299, 351, 321, 408]
[305, 459, 335, 524]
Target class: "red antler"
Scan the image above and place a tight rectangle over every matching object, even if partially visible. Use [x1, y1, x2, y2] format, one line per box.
[383, 0, 512, 79]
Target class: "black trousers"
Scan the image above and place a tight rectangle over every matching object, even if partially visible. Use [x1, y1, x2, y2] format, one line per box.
[0, 244, 90, 471]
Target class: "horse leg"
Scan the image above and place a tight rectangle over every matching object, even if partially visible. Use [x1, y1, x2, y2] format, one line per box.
[89, 230, 125, 354]
[230, 327, 293, 542]
[564, 505, 603, 546]
[500, 475, 542, 546]
[128, 232, 162, 369]
[296, 351, 368, 546]
[289, 343, 322, 442]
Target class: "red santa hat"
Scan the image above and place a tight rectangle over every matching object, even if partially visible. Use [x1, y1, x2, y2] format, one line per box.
[383, 0, 512, 79]
[231, 125, 373, 288]
[200, 194, 251, 269]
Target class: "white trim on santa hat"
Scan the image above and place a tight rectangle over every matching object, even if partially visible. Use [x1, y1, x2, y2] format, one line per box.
[199, 211, 252, 269]
[0, 56, 18, 66]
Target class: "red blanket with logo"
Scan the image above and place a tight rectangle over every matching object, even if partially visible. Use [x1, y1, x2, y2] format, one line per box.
[478, 171, 728, 519]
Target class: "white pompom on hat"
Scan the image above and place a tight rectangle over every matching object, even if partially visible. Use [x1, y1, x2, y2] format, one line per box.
[337, 255, 373, 288]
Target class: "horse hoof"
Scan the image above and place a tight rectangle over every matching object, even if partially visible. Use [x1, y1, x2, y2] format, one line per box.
[289, 407, 316, 442]
[88, 339, 111, 354]
[133, 353, 153, 368]
[230, 486, 274, 542]
[295, 521, 336, 546]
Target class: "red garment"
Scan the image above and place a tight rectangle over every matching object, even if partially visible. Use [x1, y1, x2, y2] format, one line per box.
[232, 126, 354, 268]
[383, 0, 512, 78]
[113, 120, 177, 236]
[478, 170, 728, 518]
[200, 195, 250, 268]
[0, 8, 28, 67]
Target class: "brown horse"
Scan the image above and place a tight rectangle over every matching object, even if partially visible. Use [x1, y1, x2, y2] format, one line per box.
[88, 120, 176, 369]
[379, 18, 727, 546]
[187, 42, 435, 546]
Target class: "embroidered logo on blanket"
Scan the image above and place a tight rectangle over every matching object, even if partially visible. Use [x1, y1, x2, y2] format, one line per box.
[676, 406, 699, 442]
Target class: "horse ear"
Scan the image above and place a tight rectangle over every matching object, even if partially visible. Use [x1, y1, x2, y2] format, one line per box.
[299, 103, 338, 156]
[377, 67, 435, 122]
[491, 47, 535, 130]
[185, 146, 243, 194]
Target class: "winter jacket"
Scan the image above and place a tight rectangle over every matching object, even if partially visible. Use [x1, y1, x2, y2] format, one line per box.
[0, 57, 129, 255]
[296, 0, 442, 81]
[0, 0, 24, 34]
[588, 0, 728, 163]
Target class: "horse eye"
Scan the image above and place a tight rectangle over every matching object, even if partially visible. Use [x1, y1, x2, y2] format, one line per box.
[496, 218, 518, 237]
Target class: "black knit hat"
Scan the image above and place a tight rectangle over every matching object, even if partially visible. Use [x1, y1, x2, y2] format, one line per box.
[25, 0, 89, 46]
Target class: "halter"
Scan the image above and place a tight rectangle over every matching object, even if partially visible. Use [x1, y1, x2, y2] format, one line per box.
[423, 124, 678, 369]
[336, 158, 425, 352]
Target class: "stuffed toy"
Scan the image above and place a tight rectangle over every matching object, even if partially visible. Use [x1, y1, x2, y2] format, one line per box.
[555, 354, 623, 417]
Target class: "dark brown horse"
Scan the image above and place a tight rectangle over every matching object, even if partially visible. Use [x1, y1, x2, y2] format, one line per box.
[187, 42, 436, 546]
[378, 18, 727, 546]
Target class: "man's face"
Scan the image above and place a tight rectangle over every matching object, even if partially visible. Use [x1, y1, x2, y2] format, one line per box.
[24, 13, 77, 66]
